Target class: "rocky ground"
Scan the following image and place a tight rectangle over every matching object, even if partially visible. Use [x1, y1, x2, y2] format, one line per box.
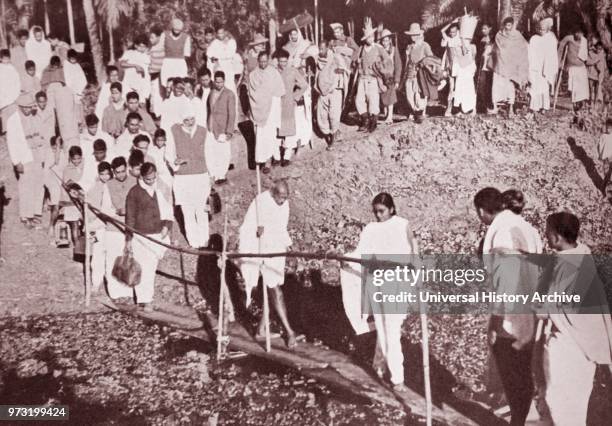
[0, 100, 611, 424]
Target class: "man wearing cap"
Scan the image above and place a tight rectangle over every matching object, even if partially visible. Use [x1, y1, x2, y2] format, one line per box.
[315, 40, 348, 149]
[403, 23, 433, 122]
[355, 20, 392, 133]
[248, 51, 285, 173]
[167, 106, 211, 248]
[276, 48, 309, 167]
[6, 93, 46, 227]
[528, 18, 558, 112]
[330, 23, 359, 64]
[160, 18, 191, 87]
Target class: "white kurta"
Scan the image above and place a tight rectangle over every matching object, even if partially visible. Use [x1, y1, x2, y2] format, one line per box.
[80, 129, 115, 159]
[95, 82, 125, 120]
[239, 190, 292, 306]
[0, 63, 21, 111]
[528, 32, 558, 111]
[120, 50, 151, 101]
[205, 132, 231, 180]
[255, 96, 282, 163]
[159, 95, 190, 133]
[114, 129, 149, 160]
[340, 215, 415, 386]
[63, 61, 88, 97]
[25, 32, 52, 79]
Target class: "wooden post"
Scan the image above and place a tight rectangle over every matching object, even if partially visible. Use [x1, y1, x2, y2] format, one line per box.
[255, 165, 271, 352]
[419, 294, 432, 426]
[217, 208, 229, 360]
[66, 0, 76, 45]
[314, 0, 319, 46]
[553, 44, 568, 111]
[84, 195, 91, 307]
[268, 0, 277, 53]
[556, 12, 560, 37]
[0, 0, 7, 49]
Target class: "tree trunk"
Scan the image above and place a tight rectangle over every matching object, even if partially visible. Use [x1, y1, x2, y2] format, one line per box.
[82, 0, 106, 83]
[135, 0, 145, 23]
[16, 0, 33, 30]
[268, 0, 277, 52]
[596, 0, 611, 52]
[0, 0, 7, 49]
[499, 0, 512, 24]
[66, 0, 76, 45]
[109, 22, 115, 63]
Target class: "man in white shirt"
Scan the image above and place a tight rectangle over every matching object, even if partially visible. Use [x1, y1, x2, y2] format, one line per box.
[80, 114, 115, 159]
[115, 112, 150, 160]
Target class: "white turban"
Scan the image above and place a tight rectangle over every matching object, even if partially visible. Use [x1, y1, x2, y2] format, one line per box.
[171, 18, 184, 32]
[181, 104, 196, 120]
[540, 17, 554, 30]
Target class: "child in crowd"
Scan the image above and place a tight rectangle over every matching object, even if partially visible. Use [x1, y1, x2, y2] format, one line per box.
[21, 60, 41, 96]
[95, 65, 122, 119]
[587, 42, 607, 104]
[61, 146, 85, 245]
[118, 35, 151, 103]
[43, 135, 67, 240]
[35, 91, 56, 145]
[102, 82, 125, 138]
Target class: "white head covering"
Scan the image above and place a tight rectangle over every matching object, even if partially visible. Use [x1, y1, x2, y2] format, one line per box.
[181, 104, 196, 120]
[540, 17, 554, 31]
[171, 18, 184, 32]
[25, 26, 52, 78]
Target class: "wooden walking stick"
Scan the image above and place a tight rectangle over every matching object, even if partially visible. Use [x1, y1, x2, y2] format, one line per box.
[553, 44, 569, 111]
[255, 165, 271, 352]
[217, 207, 230, 360]
[84, 193, 91, 307]
[419, 288, 432, 426]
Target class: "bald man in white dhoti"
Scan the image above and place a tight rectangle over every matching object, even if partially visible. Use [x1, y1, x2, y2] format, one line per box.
[528, 18, 558, 112]
[239, 180, 298, 348]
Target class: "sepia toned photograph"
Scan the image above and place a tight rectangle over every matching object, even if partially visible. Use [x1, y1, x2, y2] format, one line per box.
[0, 0, 611, 424]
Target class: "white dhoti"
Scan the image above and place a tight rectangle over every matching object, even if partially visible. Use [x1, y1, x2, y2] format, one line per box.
[255, 97, 282, 164]
[240, 255, 286, 303]
[150, 76, 164, 115]
[567, 65, 589, 103]
[529, 73, 552, 111]
[173, 173, 211, 248]
[161, 58, 188, 86]
[289, 91, 313, 156]
[105, 230, 133, 300]
[18, 161, 45, 219]
[205, 134, 231, 180]
[131, 233, 168, 304]
[492, 72, 516, 105]
[453, 63, 477, 113]
[544, 330, 596, 426]
[91, 228, 106, 290]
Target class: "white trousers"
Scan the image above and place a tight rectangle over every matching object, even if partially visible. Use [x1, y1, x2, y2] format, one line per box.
[105, 230, 132, 299]
[453, 64, 477, 113]
[205, 135, 231, 180]
[132, 233, 167, 304]
[174, 173, 211, 248]
[91, 229, 106, 290]
[316, 89, 343, 135]
[544, 331, 596, 426]
[373, 313, 407, 385]
[18, 161, 45, 219]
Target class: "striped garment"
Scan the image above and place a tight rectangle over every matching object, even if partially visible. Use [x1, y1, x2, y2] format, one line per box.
[149, 41, 165, 75]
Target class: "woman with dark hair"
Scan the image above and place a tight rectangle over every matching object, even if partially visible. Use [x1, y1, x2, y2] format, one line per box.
[474, 186, 542, 425]
[340, 192, 419, 392]
[501, 189, 526, 215]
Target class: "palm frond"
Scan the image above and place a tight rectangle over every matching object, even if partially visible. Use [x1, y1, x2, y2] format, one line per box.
[95, 0, 134, 29]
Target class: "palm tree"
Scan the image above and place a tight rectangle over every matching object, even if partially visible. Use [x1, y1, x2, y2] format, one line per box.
[66, 0, 76, 45]
[595, 0, 611, 51]
[82, 0, 106, 82]
[95, 0, 134, 63]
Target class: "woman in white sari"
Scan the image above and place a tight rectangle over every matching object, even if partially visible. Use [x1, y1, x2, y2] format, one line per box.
[340, 193, 420, 391]
[25, 26, 52, 79]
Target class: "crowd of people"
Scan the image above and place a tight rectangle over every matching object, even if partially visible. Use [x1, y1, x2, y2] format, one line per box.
[0, 14, 610, 426]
